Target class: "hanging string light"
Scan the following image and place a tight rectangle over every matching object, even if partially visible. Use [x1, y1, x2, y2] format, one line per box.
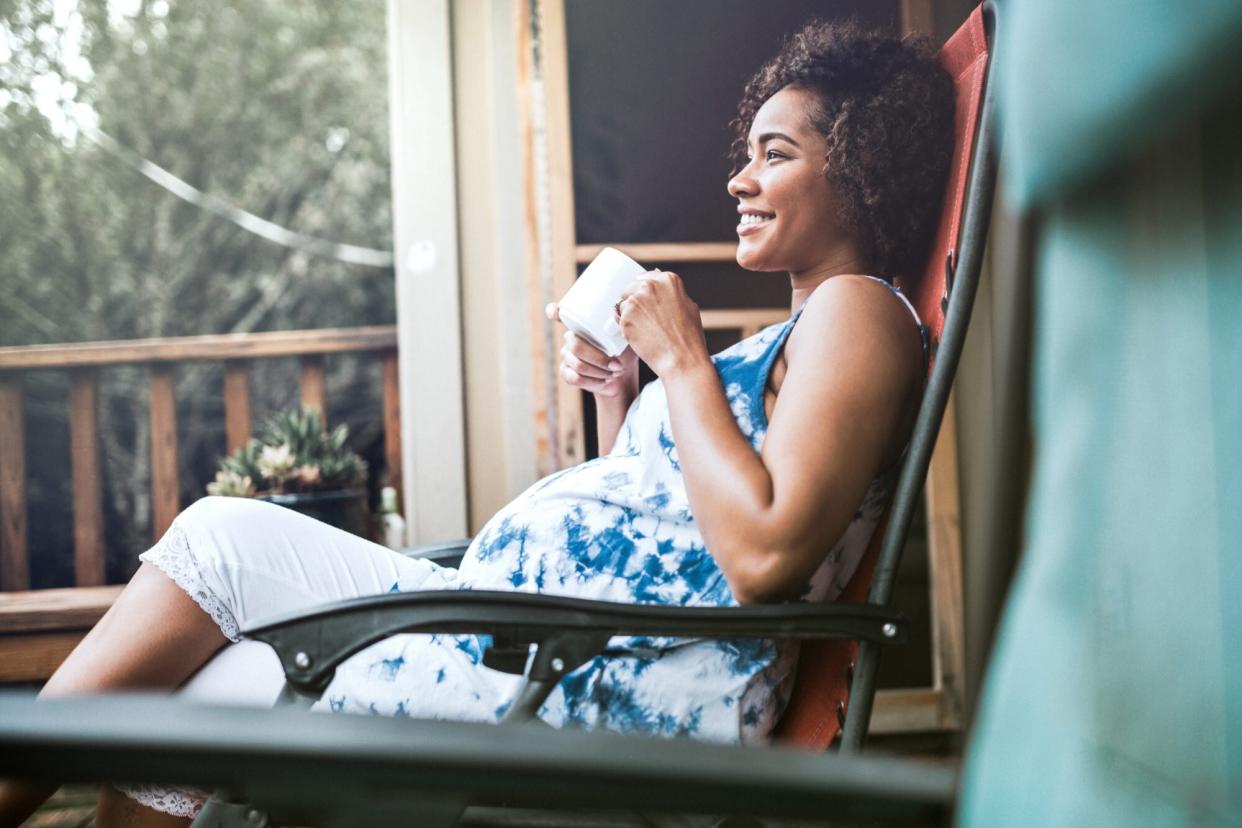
[84, 127, 395, 269]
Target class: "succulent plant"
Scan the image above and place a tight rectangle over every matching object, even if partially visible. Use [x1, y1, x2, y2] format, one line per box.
[209, 407, 367, 496]
[206, 469, 256, 498]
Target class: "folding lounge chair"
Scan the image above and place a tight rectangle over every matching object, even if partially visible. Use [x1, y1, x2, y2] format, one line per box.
[0, 4, 997, 826]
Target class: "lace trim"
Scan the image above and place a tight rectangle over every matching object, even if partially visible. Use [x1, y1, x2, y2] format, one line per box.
[115, 782, 209, 818]
[140, 524, 242, 642]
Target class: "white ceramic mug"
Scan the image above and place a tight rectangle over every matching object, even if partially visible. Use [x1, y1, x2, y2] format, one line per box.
[558, 247, 647, 357]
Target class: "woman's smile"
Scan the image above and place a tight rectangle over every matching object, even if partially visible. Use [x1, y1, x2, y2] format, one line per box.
[736, 209, 775, 235]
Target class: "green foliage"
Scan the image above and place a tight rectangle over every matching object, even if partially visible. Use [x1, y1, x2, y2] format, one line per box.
[210, 407, 367, 496]
[1, 0, 395, 347]
[1, 0, 392, 579]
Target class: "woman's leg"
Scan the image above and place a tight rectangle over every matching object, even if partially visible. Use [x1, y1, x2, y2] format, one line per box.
[43, 561, 231, 697]
[0, 562, 226, 827]
[0, 496, 452, 827]
[95, 786, 194, 827]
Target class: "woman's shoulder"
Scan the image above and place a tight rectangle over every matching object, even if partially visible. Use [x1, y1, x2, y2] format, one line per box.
[786, 274, 924, 384]
[799, 273, 908, 315]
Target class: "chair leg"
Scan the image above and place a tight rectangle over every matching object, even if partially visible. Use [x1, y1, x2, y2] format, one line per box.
[190, 795, 268, 827]
[499, 677, 558, 724]
[274, 681, 317, 709]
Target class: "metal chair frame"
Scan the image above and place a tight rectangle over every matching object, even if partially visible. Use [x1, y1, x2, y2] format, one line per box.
[0, 5, 998, 825]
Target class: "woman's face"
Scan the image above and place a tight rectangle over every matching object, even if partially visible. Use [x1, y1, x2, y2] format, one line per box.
[727, 86, 845, 275]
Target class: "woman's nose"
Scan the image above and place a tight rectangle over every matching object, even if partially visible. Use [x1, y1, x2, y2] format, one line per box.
[727, 167, 757, 198]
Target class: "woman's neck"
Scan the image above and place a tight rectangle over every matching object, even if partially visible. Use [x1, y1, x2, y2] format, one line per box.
[788, 247, 869, 313]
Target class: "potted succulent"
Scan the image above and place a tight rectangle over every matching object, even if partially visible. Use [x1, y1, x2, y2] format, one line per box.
[206, 407, 370, 537]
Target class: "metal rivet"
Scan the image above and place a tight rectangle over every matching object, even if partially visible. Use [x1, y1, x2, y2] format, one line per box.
[294, 651, 312, 669]
[836, 699, 847, 727]
[550, 657, 565, 672]
[881, 623, 898, 639]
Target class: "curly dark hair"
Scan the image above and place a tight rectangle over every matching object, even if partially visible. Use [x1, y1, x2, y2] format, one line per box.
[729, 20, 955, 279]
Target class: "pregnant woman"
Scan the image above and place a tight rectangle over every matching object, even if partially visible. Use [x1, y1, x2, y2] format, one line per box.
[0, 19, 953, 827]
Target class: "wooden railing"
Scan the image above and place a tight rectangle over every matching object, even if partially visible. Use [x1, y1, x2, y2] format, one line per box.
[0, 311, 787, 683]
[0, 326, 401, 593]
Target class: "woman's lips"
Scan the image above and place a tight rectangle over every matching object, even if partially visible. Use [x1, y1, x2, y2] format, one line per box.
[736, 216, 774, 236]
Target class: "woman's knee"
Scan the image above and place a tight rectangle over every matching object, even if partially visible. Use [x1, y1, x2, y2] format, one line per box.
[175, 496, 291, 545]
[177, 495, 274, 529]
[162, 495, 287, 573]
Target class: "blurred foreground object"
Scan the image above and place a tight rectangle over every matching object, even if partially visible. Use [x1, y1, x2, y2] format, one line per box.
[960, 0, 1242, 825]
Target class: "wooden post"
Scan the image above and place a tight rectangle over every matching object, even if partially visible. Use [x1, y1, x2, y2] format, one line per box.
[521, 0, 583, 471]
[300, 356, 327, 426]
[0, 377, 28, 590]
[387, 0, 468, 541]
[223, 360, 252, 453]
[382, 352, 403, 508]
[541, 0, 584, 471]
[68, 370, 105, 586]
[926, 391, 966, 728]
[149, 365, 179, 541]
[901, 0, 934, 38]
[516, 0, 554, 475]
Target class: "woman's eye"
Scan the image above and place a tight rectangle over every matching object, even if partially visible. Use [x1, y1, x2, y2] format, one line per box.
[765, 150, 785, 161]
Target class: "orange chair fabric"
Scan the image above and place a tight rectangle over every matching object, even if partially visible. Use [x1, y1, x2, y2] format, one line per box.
[772, 4, 991, 751]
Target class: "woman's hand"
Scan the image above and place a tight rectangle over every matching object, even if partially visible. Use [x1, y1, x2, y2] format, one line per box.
[546, 303, 638, 398]
[617, 271, 710, 378]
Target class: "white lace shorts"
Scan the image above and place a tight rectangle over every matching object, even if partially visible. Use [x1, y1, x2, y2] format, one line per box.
[116, 496, 455, 818]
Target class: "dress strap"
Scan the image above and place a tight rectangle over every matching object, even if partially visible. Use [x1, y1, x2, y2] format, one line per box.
[856, 275, 930, 367]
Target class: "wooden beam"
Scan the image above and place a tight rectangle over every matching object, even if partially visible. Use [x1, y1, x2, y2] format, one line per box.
[68, 370, 105, 587]
[0, 326, 397, 371]
[300, 356, 327, 423]
[699, 309, 787, 333]
[0, 631, 87, 682]
[539, 0, 584, 471]
[149, 365, 179, 541]
[0, 378, 27, 591]
[575, 242, 738, 265]
[0, 583, 120, 681]
[870, 687, 951, 735]
[900, 0, 934, 38]
[925, 392, 966, 729]
[382, 353, 403, 507]
[517, 0, 555, 476]
[223, 360, 252, 454]
[0, 585, 122, 633]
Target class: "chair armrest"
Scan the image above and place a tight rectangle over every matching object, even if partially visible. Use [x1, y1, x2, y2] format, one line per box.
[0, 693, 955, 826]
[242, 590, 908, 697]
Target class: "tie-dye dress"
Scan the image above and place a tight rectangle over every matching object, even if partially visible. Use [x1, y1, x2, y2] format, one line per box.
[317, 288, 911, 745]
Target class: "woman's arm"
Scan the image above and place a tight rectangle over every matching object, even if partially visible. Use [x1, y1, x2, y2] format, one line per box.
[620, 273, 921, 604]
[546, 304, 640, 456]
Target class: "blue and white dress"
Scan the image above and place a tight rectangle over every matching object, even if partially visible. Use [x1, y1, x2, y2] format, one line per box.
[317, 284, 916, 744]
[124, 278, 922, 817]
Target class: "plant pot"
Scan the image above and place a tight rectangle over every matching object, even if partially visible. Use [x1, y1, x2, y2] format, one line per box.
[257, 488, 371, 539]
